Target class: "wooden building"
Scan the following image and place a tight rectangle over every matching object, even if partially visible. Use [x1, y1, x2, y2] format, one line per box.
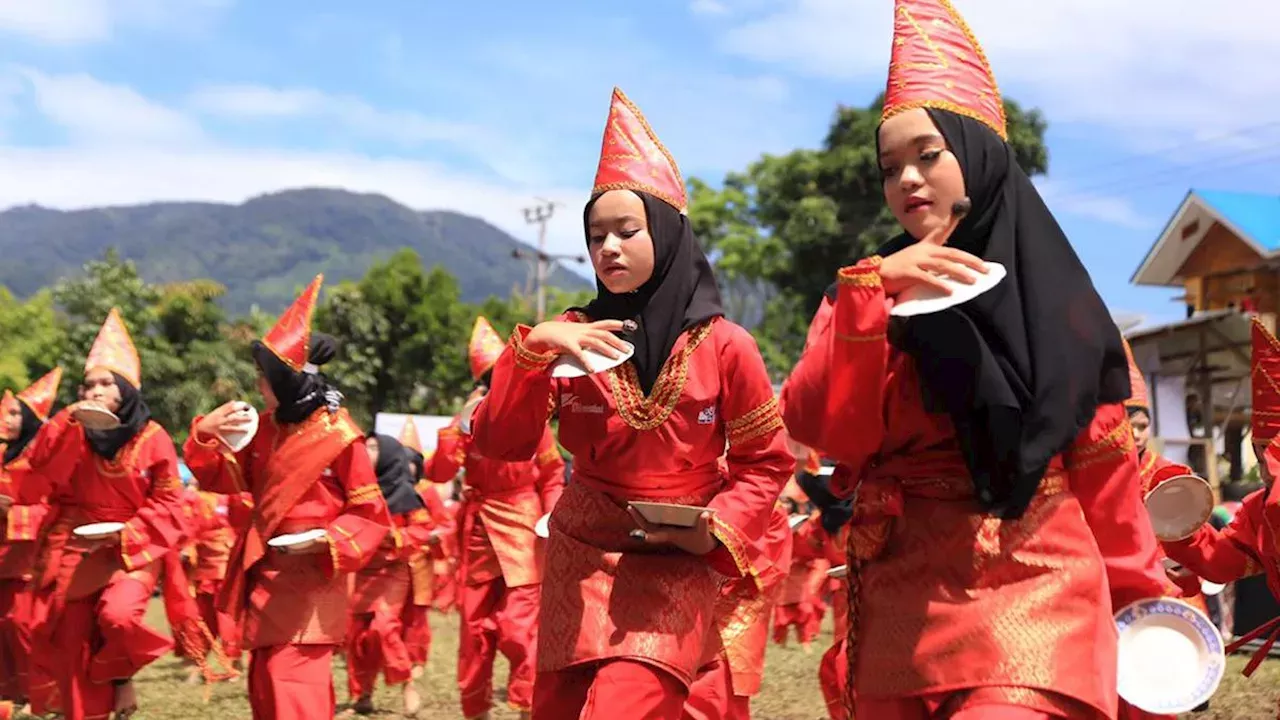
[1127, 190, 1280, 488]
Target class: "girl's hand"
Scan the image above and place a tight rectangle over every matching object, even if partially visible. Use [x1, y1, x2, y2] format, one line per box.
[626, 508, 719, 556]
[524, 320, 631, 369]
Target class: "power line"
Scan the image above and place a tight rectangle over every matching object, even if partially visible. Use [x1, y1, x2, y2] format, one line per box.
[513, 199, 587, 323]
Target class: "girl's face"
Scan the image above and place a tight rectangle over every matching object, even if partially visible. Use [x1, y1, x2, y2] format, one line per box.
[1129, 409, 1151, 456]
[365, 437, 380, 467]
[1, 398, 21, 441]
[256, 372, 277, 409]
[1255, 441, 1275, 486]
[83, 368, 122, 413]
[587, 190, 656, 294]
[878, 108, 967, 240]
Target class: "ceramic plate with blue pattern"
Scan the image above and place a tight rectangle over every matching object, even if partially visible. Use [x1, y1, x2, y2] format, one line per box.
[1115, 597, 1224, 714]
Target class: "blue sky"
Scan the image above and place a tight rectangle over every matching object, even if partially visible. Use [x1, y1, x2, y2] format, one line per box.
[0, 0, 1277, 327]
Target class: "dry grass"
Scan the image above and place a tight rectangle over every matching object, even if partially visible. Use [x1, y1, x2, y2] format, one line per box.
[13, 600, 1277, 719]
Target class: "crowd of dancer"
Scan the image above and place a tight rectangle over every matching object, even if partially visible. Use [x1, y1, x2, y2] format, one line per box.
[2, 0, 1279, 718]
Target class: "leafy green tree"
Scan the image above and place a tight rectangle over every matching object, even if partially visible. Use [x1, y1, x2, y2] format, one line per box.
[0, 288, 62, 392]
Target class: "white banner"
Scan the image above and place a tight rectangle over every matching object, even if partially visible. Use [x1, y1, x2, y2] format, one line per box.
[373, 413, 454, 451]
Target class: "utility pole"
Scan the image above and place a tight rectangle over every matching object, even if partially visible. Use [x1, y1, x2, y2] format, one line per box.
[514, 198, 586, 322]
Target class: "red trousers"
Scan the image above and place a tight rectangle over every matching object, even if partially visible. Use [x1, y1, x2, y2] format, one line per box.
[458, 578, 537, 717]
[818, 639, 847, 720]
[248, 644, 335, 720]
[683, 655, 750, 720]
[772, 602, 821, 645]
[25, 584, 59, 715]
[0, 579, 33, 702]
[346, 607, 413, 699]
[534, 660, 687, 719]
[50, 574, 172, 720]
[401, 603, 431, 667]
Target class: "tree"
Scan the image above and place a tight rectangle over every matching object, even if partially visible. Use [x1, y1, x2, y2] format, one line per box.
[689, 94, 1049, 374]
[0, 287, 62, 391]
[49, 249, 259, 443]
[318, 249, 479, 426]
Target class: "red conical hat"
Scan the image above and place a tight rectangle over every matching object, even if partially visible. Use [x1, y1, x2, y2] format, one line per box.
[17, 367, 62, 420]
[882, 0, 1007, 140]
[1252, 317, 1280, 443]
[592, 87, 687, 213]
[1122, 338, 1149, 411]
[86, 308, 142, 389]
[469, 317, 503, 381]
[263, 275, 323, 372]
[398, 418, 423, 454]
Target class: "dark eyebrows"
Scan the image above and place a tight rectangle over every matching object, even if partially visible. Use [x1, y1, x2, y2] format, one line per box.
[878, 132, 946, 159]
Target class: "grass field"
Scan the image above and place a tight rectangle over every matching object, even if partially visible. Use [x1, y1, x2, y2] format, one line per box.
[15, 601, 1279, 719]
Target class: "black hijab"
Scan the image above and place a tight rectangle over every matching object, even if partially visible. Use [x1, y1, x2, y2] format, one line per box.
[252, 333, 344, 425]
[406, 448, 426, 484]
[576, 191, 725, 395]
[4, 400, 42, 465]
[848, 109, 1130, 519]
[372, 434, 425, 516]
[86, 373, 152, 460]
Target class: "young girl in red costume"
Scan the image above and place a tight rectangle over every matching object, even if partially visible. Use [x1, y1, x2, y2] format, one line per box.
[781, 1, 1171, 717]
[470, 87, 792, 719]
[0, 368, 61, 720]
[1162, 317, 1280, 713]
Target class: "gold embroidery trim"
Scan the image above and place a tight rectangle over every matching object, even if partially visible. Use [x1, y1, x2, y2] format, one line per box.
[836, 332, 887, 344]
[331, 524, 361, 558]
[1068, 419, 1133, 471]
[709, 515, 762, 593]
[608, 320, 716, 431]
[511, 327, 558, 371]
[836, 259, 883, 288]
[726, 397, 783, 447]
[327, 535, 341, 575]
[348, 483, 382, 505]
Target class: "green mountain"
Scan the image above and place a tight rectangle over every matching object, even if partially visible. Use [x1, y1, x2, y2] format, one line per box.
[0, 188, 591, 314]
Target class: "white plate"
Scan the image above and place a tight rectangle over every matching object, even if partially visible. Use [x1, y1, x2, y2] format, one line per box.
[1200, 580, 1226, 596]
[817, 465, 834, 477]
[788, 514, 809, 530]
[550, 342, 635, 379]
[535, 512, 551, 539]
[628, 502, 711, 528]
[267, 528, 327, 548]
[1144, 474, 1214, 542]
[219, 403, 259, 452]
[889, 262, 1007, 317]
[458, 395, 483, 435]
[73, 521, 125, 538]
[827, 564, 848, 579]
[1115, 597, 1225, 714]
[72, 403, 121, 431]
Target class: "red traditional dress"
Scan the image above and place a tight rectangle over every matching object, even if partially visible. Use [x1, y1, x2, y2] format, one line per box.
[819, 519, 853, 720]
[772, 514, 829, 647]
[472, 85, 792, 720]
[184, 276, 390, 720]
[684, 496, 793, 720]
[397, 424, 452, 672]
[432, 316, 565, 718]
[0, 369, 60, 710]
[1163, 317, 1280, 698]
[189, 490, 251, 667]
[346, 497, 435, 701]
[27, 311, 188, 720]
[784, 3, 1173, 717]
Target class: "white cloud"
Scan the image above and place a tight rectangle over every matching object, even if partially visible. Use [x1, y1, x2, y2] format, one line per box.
[1035, 178, 1157, 230]
[714, 0, 1280, 137]
[17, 68, 203, 145]
[0, 71, 593, 263]
[0, 0, 230, 45]
[690, 0, 729, 16]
